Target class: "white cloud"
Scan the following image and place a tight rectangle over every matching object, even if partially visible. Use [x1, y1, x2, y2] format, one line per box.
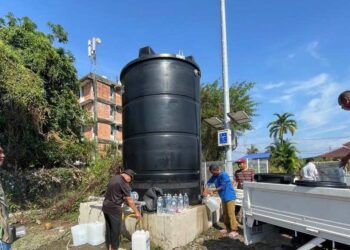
[298, 78, 342, 127]
[305, 41, 328, 64]
[285, 73, 328, 94]
[269, 94, 293, 104]
[263, 81, 285, 90]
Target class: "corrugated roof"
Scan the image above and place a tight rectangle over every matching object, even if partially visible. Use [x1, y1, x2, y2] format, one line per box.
[317, 141, 350, 159]
[235, 152, 271, 160]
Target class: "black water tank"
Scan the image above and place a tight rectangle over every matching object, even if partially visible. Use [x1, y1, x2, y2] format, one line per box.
[120, 47, 201, 204]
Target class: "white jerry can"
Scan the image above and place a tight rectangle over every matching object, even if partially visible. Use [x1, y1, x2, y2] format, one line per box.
[132, 230, 150, 250]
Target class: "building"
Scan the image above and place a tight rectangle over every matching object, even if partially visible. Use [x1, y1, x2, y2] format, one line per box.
[79, 73, 122, 150]
[317, 141, 350, 160]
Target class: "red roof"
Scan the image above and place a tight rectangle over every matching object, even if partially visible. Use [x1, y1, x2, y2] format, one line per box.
[318, 141, 350, 158]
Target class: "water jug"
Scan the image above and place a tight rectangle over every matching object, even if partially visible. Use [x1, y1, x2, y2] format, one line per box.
[87, 222, 105, 246]
[132, 230, 151, 250]
[71, 224, 88, 246]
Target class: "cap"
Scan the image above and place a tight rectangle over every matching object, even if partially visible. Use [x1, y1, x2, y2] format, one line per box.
[122, 169, 136, 180]
[235, 158, 247, 164]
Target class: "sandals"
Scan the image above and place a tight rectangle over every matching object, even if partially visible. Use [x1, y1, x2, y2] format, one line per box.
[227, 231, 239, 238]
[219, 229, 228, 234]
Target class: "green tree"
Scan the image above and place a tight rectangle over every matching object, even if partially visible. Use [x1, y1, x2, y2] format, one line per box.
[246, 144, 259, 154]
[267, 113, 297, 142]
[266, 140, 300, 173]
[201, 81, 257, 161]
[0, 14, 92, 168]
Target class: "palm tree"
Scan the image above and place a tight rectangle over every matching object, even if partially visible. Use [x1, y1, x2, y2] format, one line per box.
[266, 140, 300, 173]
[267, 113, 297, 142]
[247, 144, 259, 154]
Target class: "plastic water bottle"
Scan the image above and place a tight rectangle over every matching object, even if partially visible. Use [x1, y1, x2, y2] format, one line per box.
[162, 195, 167, 212]
[171, 195, 177, 214]
[174, 194, 178, 208]
[157, 196, 163, 214]
[178, 193, 184, 212]
[166, 194, 172, 213]
[184, 193, 189, 209]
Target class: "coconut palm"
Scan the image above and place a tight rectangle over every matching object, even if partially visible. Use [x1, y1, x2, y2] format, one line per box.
[246, 144, 259, 154]
[267, 113, 297, 142]
[266, 140, 300, 173]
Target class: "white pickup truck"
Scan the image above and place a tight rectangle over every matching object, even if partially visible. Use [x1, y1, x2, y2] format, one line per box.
[243, 181, 350, 250]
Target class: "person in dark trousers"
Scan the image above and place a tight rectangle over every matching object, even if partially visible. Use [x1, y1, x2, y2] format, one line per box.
[203, 164, 238, 238]
[102, 169, 141, 250]
[0, 146, 12, 250]
[339, 91, 350, 173]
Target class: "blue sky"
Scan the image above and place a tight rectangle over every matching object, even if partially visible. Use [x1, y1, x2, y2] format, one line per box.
[1, 0, 350, 159]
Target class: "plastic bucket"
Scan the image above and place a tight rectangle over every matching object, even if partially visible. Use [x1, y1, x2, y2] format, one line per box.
[71, 224, 88, 246]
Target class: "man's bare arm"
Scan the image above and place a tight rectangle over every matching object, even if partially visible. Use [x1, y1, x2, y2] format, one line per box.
[125, 197, 141, 219]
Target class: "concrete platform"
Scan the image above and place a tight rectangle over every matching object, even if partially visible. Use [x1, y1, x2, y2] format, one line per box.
[78, 197, 222, 249]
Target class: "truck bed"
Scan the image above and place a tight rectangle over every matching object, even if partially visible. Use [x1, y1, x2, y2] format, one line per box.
[243, 182, 350, 246]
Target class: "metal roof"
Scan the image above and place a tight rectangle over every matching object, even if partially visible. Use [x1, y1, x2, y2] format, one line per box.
[234, 152, 271, 160]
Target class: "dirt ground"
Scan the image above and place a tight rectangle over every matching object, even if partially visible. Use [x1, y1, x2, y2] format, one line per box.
[12, 220, 294, 250]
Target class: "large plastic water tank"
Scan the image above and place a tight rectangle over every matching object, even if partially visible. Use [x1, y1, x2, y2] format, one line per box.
[120, 47, 201, 204]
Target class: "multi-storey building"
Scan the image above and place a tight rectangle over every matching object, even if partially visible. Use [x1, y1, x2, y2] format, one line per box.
[79, 73, 122, 150]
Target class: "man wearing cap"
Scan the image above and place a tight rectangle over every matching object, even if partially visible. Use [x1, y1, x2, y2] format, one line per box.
[102, 169, 141, 250]
[203, 164, 238, 238]
[234, 158, 255, 189]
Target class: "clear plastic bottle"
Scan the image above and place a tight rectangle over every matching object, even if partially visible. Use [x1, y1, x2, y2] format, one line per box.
[178, 193, 184, 212]
[157, 196, 163, 214]
[171, 195, 177, 214]
[166, 194, 172, 213]
[184, 193, 189, 209]
[174, 194, 178, 210]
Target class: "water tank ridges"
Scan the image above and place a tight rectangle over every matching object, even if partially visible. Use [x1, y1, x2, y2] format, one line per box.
[120, 46, 201, 204]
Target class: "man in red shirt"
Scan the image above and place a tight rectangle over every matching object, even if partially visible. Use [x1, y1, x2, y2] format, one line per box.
[234, 158, 255, 189]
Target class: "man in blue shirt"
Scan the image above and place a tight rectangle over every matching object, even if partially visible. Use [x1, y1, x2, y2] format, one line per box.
[203, 164, 238, 238]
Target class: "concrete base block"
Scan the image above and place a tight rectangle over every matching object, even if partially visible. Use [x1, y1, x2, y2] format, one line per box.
[142, 205, 214, 249]
[77, 197, 223, 249]
[78, 201, 104, 224]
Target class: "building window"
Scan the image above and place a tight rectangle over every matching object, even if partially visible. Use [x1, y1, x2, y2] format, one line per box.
[111, 125, 114, 136]
[110, 106, 113, 117]
[110, 86, 114, 100]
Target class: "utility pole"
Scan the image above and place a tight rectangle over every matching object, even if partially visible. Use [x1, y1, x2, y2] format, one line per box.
[88, 37, 102, 144]
[220, 0, 233, 178]
[88, 37, 102, 160]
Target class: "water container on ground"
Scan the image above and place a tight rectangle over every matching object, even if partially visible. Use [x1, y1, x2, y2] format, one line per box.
[87, 222, 105, 246]
[132, 230, 150, 250]
[71, 224, 88, 246]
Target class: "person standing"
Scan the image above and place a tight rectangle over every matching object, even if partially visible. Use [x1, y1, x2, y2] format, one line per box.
[300, 158, 319, 181]
[234, 158, 255, 189]
[0, 146, 12, 250]
[102, 169, 141, 250]
[203, 164, 238, 238]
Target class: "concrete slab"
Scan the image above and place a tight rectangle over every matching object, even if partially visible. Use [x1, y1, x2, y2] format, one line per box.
[77, 197, 223, 249]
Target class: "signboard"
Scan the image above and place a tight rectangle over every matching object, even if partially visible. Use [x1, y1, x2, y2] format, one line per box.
[218, 129, 232, 147]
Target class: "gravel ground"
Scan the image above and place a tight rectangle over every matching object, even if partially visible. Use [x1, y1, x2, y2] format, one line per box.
[12, 220, 294, 250]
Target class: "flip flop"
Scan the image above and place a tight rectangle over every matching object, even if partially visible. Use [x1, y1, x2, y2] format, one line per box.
[219, 229, 228, 234]
[227, 231, 239, 238]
